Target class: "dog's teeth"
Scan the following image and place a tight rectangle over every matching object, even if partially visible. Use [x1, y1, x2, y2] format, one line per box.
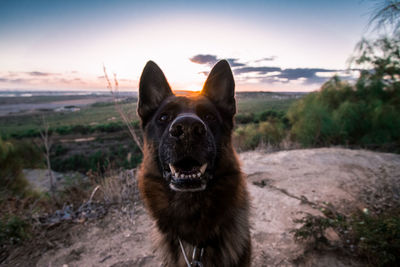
[197, 172, 201, 177]
[169, 164, 176, 175]
[180, 173, 185, 178]
[191, 174, 196, 178]
[175, 172, 180, 178]
[200, 163, 207, 174]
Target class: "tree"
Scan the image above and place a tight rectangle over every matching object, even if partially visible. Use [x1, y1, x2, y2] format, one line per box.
[368, 0, 400, 34]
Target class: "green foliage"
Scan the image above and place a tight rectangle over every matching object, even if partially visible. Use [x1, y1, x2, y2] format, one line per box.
[294, 207, 400, 267]
[51, 144, 142, 173]
[10, 128, 41, 139]
[235, 113, 255, 124]
[0, 138, 31, 196]
[13, 140, 44, 169]
[288, 36, 400, 150]
[234, 120, 285, 150]
[0, 215, 30, 245]
[293, 213, 345, 246]
[354, 212, 400, 266]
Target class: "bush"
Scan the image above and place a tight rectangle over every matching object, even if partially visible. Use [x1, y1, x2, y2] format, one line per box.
[287, 36, 400, 151]
[354, 212, 400, 266]
[234, 120, 285, 151]
[235, 113, 255, 124]
[0, 215, 30, 245]
[288, 76, 400, 149]
[94, 122, 124, 133]
[293, 207, 400, 267]
[0, 138, 31, 197]
[10, 128, 40, 139]
[51, 144, 142, 173]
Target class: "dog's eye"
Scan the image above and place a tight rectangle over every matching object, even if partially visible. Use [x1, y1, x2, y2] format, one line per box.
[159, 114, 170, 122]
[205, 114, 215, 121]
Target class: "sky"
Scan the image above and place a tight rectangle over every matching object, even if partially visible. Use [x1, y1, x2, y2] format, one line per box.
[0, 0, 378, 92]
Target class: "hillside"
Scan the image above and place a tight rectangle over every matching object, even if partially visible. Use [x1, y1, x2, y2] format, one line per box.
[2, 148, 400, 266]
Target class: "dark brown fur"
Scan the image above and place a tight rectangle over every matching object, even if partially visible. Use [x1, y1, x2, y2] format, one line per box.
[137, 60, 251, 267]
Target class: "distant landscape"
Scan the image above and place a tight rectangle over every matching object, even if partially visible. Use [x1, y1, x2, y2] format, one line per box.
[0, 90, 302, 174]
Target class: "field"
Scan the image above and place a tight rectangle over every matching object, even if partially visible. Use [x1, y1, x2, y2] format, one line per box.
[0, 91, 302, 173]
[0, 91, 300, 137]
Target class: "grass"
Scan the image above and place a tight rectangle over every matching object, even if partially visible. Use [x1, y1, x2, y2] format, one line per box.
[0, 101, 138, 137]
[0, 94, 105, 105]
[236, 95, 297, 113]
[0, 93, 297, 138]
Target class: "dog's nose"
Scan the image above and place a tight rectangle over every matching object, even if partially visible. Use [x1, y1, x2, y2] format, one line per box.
[169, 114, 206, 139]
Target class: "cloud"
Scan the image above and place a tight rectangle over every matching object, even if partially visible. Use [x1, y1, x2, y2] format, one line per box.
[27, 71, 54, 76]
[190, 54, 218, 65]
[234, 66, 282, 75]
[0, 70, 93, 87]
[190, 53, 359, 87]
[254, 56, 277, 62]
[190, 54, 246, 67]
[277, 68, 336, 80]
[189, 53, 351, 86]
[0, 77, 32, 83]
[226, 58, 246, 67]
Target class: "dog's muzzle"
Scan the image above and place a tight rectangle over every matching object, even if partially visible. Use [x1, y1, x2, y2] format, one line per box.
[164, 113, 211, 192]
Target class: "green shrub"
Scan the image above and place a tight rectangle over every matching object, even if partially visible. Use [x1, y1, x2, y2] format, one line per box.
[0, 138, 31, 196]
[287, 36, 400, 151]
[13, 140, 44, 169]
[10, 128, 40, 139]
[258, 120, 285, 144]
[354, 212, 400, 266]
[0, 215, 30, 245]
[235, 113, 255, 124]
[294, 208, 400, 267]
[94, 122, 124, 133]
[288, 76, 400, 148]
[53, 144, 68, 156]
[51, 144, 142, 173]
[234, 120, 286, 151]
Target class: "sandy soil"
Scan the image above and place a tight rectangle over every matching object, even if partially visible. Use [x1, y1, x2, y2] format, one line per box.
[3, 148, 400, 267]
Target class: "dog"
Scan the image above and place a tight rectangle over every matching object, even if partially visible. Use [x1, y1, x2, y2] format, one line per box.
[137, 60, 251, 267]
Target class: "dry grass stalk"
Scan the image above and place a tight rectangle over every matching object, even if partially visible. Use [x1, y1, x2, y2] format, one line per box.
[91, 168, 139, 224]
[39, 115, 55, 200]
[103, 65, 143, 153]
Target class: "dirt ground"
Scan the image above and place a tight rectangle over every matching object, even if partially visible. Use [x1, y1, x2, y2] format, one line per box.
[2, 148, 400, 267]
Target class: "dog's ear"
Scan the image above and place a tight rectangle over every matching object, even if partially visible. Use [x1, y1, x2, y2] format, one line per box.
[201, 60, 236, 116]
[138, 61, 173, 122]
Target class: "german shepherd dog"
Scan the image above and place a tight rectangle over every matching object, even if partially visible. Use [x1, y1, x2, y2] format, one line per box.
[137, 60, 251, 267]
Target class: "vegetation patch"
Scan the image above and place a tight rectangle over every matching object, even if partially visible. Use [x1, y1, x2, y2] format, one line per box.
[293, 205, 400, 267]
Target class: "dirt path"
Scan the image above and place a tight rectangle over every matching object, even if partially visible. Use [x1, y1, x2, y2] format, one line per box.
[3, 148, 400, 267]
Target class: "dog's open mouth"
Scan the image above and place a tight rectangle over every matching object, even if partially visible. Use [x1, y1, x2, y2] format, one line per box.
[166, 157, 208, 192]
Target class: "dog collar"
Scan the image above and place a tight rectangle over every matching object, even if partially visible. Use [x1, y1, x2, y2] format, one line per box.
[178, 238, 205, 267]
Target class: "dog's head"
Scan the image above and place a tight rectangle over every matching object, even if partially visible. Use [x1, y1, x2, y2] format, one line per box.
[138, 60, 236, 192]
